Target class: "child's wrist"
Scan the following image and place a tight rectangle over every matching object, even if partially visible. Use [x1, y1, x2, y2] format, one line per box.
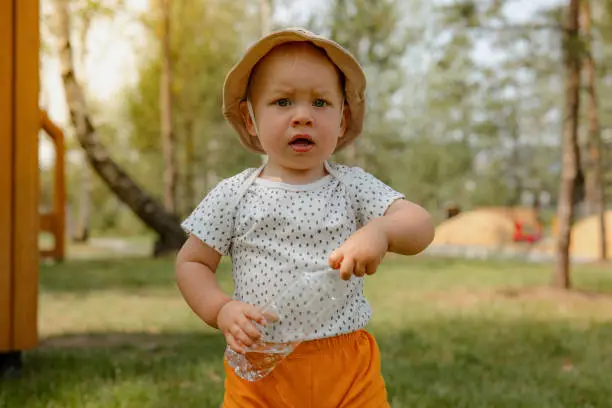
[214, 297, 234, 329]
[366, 217, 392, 250]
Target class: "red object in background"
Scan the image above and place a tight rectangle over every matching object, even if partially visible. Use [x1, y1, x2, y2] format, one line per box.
[513, 221, 542, 243]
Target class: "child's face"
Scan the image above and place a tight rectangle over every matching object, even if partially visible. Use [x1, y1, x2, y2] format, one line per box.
[240, 43, 348, 173]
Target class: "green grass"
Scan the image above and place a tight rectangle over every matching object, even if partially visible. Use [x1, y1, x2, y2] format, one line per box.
[2, 256, 612, 407]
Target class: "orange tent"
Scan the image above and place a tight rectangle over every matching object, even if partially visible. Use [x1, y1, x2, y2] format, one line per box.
[433, 207, 541, 247]
[570, 211, 612, 259]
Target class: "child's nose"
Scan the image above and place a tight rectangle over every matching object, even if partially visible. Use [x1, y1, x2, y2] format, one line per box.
[291, 105, 314, 127]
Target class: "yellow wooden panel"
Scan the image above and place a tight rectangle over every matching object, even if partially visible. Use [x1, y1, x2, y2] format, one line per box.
[13, 0, 40, 350]
[0, 0, 15, 352]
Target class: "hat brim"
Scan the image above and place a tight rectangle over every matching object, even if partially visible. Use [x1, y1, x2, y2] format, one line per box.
[223, 28, 366, 154]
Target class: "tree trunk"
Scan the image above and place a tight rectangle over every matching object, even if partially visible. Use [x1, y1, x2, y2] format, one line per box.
[73, 166, 91, 242]
[553, 0, 582, 288]
[205, 138, 218, 196]
[73, 10, 92, 243]
[159, 0, 177, 214]
[581, 0, 607, 261]
[509, 107, 522, 206]
[183, 118, 196, 215]
[51, 0, 185, 256]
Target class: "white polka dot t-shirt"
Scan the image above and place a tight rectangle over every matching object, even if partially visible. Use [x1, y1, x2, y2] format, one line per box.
[181, 162, 404, 342]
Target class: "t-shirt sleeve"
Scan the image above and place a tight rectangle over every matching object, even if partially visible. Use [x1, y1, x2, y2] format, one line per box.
[181, 179, 236, 256]
[345, 167, 405, 227]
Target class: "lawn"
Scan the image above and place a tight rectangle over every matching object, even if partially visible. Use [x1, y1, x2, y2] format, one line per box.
[2, 255, 612, 407]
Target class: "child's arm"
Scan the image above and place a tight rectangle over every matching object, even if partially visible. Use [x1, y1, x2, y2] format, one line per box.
[175, 235, 231, 328]
[175, 236, 266, 353]
[374, 199, 435, 255]
[329, 199, 434, 280]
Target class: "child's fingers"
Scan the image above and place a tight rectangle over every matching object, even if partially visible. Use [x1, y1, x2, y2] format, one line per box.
[339, 256, 354, 280]
[231, 325, 255, 347]
[354, 262, 366, 277]
[365, 260, 379, 276]
[225, 333, 246, 354]
[244, 306, 266, 325]
[261, 310, 279, 323]
[238, 315, 262, 340]
[328, 250, 344, 270]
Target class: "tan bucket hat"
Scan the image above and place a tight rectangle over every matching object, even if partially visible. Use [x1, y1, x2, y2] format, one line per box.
[223, 27, 367, 154]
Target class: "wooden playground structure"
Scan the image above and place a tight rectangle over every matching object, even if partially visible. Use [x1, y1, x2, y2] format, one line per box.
[1, 0, 65, 374]
[40, 111, 66, 262]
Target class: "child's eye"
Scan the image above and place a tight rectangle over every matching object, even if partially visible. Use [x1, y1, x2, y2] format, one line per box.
[313, 98, 329, 108]
[274, 98, 291, 107]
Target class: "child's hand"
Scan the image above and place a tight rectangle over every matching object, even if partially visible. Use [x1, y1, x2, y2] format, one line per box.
[328, 220, 389, 280]
[217, 300, 267, 354]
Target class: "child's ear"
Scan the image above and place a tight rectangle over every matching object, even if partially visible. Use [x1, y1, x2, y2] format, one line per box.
[339, 103, 350, 138]
[240, 101, 258, 137]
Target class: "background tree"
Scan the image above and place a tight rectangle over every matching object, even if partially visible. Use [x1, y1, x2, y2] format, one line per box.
[581, 0, 607, 261]
[50, 0, 186, 255]
[554, 0, 582, 288]
[157, 0, 178, 214]
[43, 0, 611, 267]
[125, 0, 259, 219]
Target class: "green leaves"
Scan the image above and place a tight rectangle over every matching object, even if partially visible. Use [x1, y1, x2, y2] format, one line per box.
[123, 0, 260, 215]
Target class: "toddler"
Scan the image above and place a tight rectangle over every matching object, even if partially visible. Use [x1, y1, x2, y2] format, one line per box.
[175, 27, 435, 408]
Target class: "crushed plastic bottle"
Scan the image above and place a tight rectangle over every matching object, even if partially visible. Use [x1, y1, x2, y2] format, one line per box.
[225, 268, 351, 381]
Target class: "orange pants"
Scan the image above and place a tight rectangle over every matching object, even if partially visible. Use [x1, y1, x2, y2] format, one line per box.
[222, 329, 389, 408]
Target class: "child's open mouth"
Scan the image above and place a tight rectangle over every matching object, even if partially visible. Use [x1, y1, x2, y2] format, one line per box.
[289, 135, 315, 153]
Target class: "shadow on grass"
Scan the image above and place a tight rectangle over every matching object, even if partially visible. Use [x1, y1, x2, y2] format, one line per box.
[0, 331, 228, 408]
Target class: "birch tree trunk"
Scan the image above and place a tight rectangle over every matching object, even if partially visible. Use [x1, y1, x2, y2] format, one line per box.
[73, 8, 92, 243]
[51, 0, 185, 256]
